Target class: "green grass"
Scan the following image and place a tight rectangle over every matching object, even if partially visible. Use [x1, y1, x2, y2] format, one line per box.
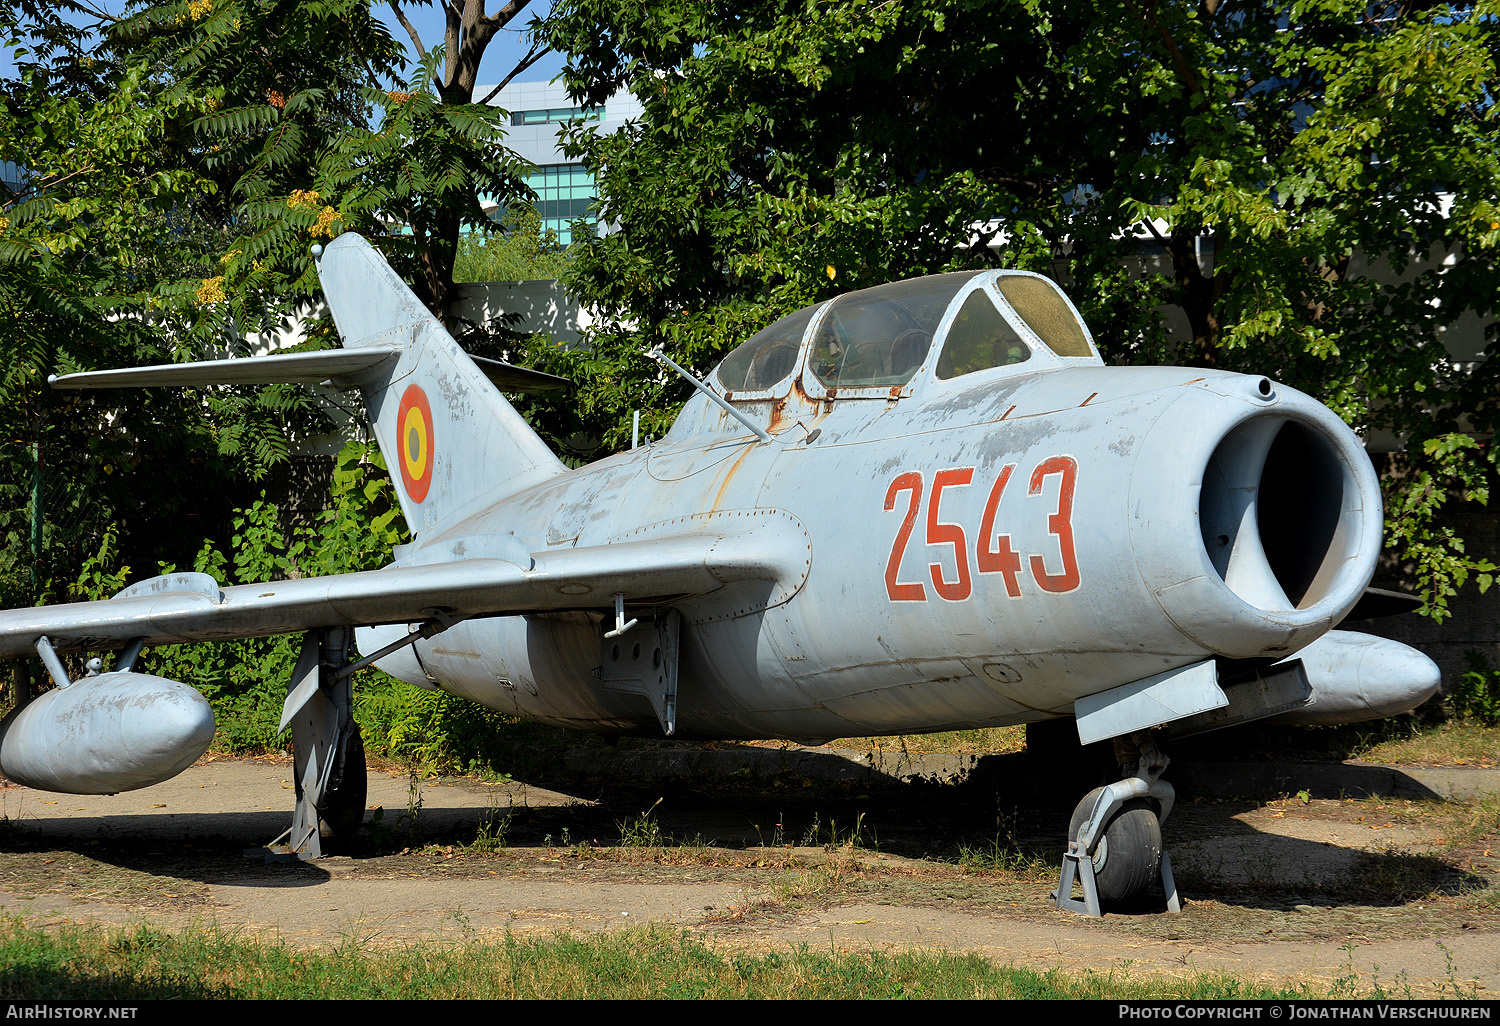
[1160, 714, 1498, 768]
[0, 918, 1328, 1000]
[850, 726, 1027, 756]
[1355, 719, 1500, 767]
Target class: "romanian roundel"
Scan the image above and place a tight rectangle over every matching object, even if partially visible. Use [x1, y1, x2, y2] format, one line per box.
[396, 384, 434, 503]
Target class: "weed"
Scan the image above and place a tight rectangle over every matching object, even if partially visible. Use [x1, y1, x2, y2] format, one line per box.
[400, 770, 424, 843]
[1452, 653, 1500, 726]
[1330, 941, 1443, 999]
[467, 810, 513, 855]
[443, 906, 478, 941]
[822, 812, 873, 852]
[766, 859, 856, 905]
[364, 804, 397, 851]
[1330, 941, 1361, 999]
[0, 813, 34, 843]
[752, 815, 787, 848]
[617, 798, 666, 849]
[958, 809, 1049, 876]
[1437, 942, 1480, 999]
[799, 812, 821, 848]
[959, 837, 1050, 876]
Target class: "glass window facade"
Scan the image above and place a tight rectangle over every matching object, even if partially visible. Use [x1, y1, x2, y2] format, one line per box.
[523, 164, 596, 245]
[511, 107, 602, 126]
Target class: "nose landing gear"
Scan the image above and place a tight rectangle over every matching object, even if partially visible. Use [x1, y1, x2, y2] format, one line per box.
[1053, 734, 1181, 916]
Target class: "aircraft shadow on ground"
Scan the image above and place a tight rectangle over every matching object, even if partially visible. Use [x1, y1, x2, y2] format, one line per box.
[0, 743, 1479, 909]
[366, 745, 1483, 914]
[0, 809, 333, 888]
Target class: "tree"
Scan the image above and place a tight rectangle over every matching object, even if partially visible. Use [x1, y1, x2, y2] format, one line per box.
[0, 2, 557, 757]
[541, 0, 1500, 616]
[0, 1, 563, 605]
[0, 2, 398, 606]
[114, 0, 551, 320]
[379, 0, 556, 311]
[0, 45, 272, 606]
[454, 205, 572, 282]
[386, 0, 553, 106]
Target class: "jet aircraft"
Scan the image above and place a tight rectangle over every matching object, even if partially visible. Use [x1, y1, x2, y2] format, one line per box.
[0, 233, 1440, 914]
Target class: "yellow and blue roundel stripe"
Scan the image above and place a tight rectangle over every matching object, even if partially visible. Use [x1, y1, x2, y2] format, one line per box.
[397, 384, 434, 503]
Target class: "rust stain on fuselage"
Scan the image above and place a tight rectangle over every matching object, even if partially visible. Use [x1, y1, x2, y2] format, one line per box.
[710, 440, 757, 512]
[710, 379, 823, 511]
[769, 377, 819, 436]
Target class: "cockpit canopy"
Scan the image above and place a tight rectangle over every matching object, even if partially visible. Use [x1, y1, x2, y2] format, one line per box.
[712, 270, 1098, 400]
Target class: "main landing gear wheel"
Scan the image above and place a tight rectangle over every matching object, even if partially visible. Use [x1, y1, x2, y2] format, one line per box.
[1067, 787, 1161, 904]
[1053, 733, 1180, 916]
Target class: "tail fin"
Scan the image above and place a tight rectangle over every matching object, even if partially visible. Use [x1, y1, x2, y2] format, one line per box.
[317, 233, 567, 537]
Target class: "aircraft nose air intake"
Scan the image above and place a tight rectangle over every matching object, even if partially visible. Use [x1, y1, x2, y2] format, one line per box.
[1201, 417, 1357, 613]
[1132, 381, 1383, 659]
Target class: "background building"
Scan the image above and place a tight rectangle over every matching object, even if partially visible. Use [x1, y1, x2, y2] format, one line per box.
[479, 80, 643, 245]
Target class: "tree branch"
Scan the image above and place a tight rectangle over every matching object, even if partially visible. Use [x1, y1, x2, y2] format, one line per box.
[388, 1, 426, 61]
[479, 43, 551, 105]
[1122, 0, 1212, 113]
[65, 1, 119, 22]
[443, 1, 463, 91]
[1139, 212, 1170, 248]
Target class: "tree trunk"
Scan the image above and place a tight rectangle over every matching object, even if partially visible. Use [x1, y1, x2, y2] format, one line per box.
[390, 1, 535, 323]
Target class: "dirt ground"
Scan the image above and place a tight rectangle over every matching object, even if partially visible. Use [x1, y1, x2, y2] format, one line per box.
[1, 747, 1498, 997]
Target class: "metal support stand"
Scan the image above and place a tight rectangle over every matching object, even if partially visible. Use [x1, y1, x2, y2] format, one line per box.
[1052, 735, 1181, 916]
[256, 627, 366, 861]
[34, 636, 71, 690]
[1055, 843, 1180, 917]
[1054, 838, 1105, 917]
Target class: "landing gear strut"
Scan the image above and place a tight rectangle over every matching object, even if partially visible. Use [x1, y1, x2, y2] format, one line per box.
[1053, 732, 1180, 916]
[262, 628, 368, 860]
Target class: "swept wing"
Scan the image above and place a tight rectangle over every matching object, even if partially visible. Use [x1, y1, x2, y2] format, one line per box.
[0, 512, 808, 658]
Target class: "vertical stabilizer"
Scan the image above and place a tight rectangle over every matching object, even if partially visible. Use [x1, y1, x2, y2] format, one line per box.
[316, 234, 566, 537]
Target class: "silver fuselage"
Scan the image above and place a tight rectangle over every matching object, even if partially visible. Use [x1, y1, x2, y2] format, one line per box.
[368, 361, 1381, 741]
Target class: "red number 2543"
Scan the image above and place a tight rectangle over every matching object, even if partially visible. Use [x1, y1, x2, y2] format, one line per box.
[883, 456, 1080, 603]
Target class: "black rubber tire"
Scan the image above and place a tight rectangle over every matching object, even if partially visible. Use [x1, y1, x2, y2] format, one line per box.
[1068, 786, 1162, 905]
[318, 724, 367, 841]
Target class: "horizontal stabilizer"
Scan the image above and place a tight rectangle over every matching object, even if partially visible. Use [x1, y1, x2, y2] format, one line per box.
[470, 356, 569, 394]
[49, 347, 402, 388]
[49, 348, 567, 395]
